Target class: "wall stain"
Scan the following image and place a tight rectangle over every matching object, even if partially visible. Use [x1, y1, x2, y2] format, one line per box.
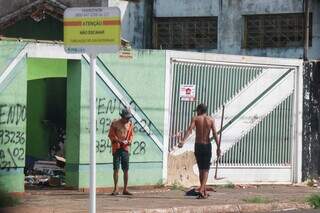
[167, 151, 198, 187]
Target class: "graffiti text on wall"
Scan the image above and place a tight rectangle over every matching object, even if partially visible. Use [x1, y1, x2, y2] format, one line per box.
[0, 104, 26, 125]
[0, 147, 25, 169]
[96, 97, 153, 157]
[0, 103, 26, 169]
[96, 139, 146, 155]
[96, 97, 154, 135]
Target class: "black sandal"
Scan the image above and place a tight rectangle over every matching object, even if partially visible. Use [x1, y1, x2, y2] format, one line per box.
[111, 191, 119, 196]
[197, 192, 207, 199]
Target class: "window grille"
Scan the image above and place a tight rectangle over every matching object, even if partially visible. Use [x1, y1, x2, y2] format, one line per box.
[244, 13, 312, 48]
[153, 17, 217, 49]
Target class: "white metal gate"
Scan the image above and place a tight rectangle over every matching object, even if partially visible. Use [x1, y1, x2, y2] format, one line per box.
[164, 51, 303, 184]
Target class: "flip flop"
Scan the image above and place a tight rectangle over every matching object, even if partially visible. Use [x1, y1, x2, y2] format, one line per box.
[111, 191, 119, 196]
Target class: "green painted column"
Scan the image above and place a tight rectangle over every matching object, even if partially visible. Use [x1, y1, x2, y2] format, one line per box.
[0, 41, 27, 193]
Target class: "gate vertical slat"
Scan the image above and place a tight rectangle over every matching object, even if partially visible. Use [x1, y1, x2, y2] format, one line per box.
[181, 63, 188, 133]
[287, 95, 293, 165]
[274, 106, 279, 165]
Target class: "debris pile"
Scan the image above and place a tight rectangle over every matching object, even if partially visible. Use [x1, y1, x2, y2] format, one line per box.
[24, 156, 65, 187]
[306, 178, 320, 188]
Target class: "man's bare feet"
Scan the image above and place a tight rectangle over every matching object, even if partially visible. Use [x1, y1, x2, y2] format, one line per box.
[197, 192, 208, 199]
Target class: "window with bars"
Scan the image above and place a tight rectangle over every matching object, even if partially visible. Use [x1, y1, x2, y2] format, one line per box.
[244, 13, 312, 49]
[153, 17, 217, 49]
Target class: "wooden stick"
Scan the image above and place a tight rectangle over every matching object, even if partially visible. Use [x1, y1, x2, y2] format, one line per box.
[214, 105, 225, 180]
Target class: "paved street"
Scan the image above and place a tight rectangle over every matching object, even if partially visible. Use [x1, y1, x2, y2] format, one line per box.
[1, 185, 320, 213]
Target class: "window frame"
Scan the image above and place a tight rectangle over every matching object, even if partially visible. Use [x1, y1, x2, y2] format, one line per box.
[243, 13, 312, 49]
[152, 16, 218, 50]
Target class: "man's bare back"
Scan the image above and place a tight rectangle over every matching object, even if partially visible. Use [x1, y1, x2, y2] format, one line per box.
[194, 115, 215, 144]
[179, 114, 219, 146]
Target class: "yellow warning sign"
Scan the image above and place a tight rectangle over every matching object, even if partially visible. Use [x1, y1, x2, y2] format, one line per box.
[64, 7, 121, 54]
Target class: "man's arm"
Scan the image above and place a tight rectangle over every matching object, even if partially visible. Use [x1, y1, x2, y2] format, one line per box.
[211, 118, 220, 156]
[178, 117, 196, 147]
[211, 118, 219, 145]
[108, 121, 121, 144]
[126, 122, 134, 145]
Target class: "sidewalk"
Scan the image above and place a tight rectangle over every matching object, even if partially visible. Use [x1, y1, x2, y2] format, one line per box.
[2, 185, 320, 213]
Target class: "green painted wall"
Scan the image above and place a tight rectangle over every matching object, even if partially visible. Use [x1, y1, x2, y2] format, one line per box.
[0, 41, 27, 192]
[0, 41, 26, 77]
[26, 58, 67, 160]
[27, 58, 67, 80]
[1, 42, 167, 191]
[99, 50, 166, 134]
[66, 50, 166, 188]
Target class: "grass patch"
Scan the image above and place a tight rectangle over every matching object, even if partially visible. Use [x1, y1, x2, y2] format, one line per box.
[306, 194, 320, 209]
[213, 181, 235, 189]
[242, 196, 270, 204]
[0, 189, 20, 208]
[224, 183, 235, 188]
[221, 181, 235, 189]
[170, 181, 184, 191]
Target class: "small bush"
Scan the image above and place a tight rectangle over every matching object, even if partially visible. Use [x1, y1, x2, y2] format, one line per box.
[0, 189, 20, 207]
[223, 181, 235, 189]
[243, 196, 269, 204]
[306, 194, 320, 209]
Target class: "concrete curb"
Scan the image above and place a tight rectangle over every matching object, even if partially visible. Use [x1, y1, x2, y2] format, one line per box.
[131, 203, 310, 213]
[1, 202, 311, 213]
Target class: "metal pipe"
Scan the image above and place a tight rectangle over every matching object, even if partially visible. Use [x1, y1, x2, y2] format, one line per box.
[89, 54, 97, 213]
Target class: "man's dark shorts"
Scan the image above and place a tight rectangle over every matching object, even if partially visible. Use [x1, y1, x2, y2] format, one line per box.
[194, 143, 212, 170]
[113, 148, 129, 171]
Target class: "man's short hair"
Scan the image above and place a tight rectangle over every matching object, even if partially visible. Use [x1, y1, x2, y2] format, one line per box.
[194, 103, 207, 114]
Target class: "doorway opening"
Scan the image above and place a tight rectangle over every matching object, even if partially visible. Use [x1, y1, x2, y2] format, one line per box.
[25, 57, 67, 188]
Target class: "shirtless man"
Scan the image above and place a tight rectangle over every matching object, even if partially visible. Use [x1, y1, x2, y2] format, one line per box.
[178, 103, 220, 198]
[108, 108, 134, 195]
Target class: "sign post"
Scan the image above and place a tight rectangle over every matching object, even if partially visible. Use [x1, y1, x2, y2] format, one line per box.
[64, 7, 120, 213]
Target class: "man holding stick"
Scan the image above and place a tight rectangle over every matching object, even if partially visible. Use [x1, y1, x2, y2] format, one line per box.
[178, 103, 220, 199]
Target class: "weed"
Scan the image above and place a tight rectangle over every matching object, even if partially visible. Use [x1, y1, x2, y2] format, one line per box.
[242, 196, 270, 204]
[155, 179, 165, 188]
[170, 181, 184, 190]
[306, 194, 320, 209]
[222, 181, 235, 189]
